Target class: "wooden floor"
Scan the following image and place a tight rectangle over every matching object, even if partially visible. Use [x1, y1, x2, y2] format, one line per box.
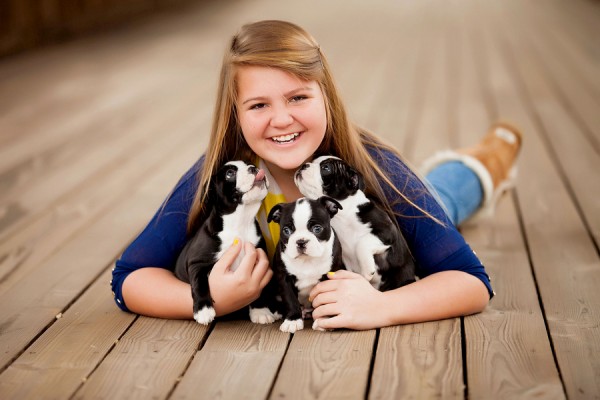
[0, 0, 599, 398]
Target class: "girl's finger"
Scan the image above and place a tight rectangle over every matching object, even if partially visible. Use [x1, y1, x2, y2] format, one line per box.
[311, 290, 337, 308]
[235, 242, 258, 278]
[212, 238, 243, 274]
[311, 302, 340, 320]
[308, 279, 338, 302]
[313, 316, 344, 330]
[250, 248, 269, 280]
[326, 269, 361, 280]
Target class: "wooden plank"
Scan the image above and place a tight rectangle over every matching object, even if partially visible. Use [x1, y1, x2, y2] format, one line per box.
[370, 3, 464, 398]
[497, 0, 600, 254]
[0, 269, 136, 399]
[370, 321, 462, 399]
[517, 1, 600, 148]
[271, 327, 375, 399]
[73, 317, 207, 400]
[0, 80, 206, 244]
[0, 100, 206, 292]
[477, 3, 600, 398]
[171, 320, 289, 400]
[0, 127, 201, 371]
[455, 2, 564, 397]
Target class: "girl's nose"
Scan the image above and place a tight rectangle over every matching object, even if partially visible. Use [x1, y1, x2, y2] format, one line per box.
[270, 106, 294, 128]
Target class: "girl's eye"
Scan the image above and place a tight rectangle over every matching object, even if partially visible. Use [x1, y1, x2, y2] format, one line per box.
[311, 225, 323, 234]
[249, 103, 267, 110]
[225, 169, 236, 181]
[282, 227, 292, 236]
[289, 95, 307, 103]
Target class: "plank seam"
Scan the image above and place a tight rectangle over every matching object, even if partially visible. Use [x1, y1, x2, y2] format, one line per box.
[460, 316, 469, 400]
[68, 314, 140, 400]
[265, 331, 294, 399]
[165, 320, 216, 400]
[364, 328, 380, 399]
[492, 2, 600, 257]
[511, 190, 569, 399]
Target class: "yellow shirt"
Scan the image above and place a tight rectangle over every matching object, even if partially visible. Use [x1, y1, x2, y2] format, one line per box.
[255, 159, 286, 260]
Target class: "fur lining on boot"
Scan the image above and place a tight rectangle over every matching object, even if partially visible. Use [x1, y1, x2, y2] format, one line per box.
[420, 150, 515, 224]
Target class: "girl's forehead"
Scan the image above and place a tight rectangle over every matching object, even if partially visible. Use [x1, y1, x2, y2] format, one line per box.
[236, 66, 315, 92]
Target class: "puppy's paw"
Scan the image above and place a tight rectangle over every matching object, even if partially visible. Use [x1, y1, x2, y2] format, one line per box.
[249, 307, 281, 324]
[279, 318, 304, 333]
[193, 306, 216, 325]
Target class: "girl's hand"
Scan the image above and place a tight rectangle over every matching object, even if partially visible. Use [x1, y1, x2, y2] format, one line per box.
[309, 269, 388, 330]
[208, 239, 273, 316]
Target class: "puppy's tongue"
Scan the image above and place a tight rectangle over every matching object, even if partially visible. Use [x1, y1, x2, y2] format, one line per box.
[254, 169, 265, 182]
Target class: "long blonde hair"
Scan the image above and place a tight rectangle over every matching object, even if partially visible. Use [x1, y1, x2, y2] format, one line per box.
[187, 20, 440, 233]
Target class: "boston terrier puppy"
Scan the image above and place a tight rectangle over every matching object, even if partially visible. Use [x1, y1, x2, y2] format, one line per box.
[267, 197, 344, 333]
[175, 160, 280, 325]
[294, 156, 416, 291]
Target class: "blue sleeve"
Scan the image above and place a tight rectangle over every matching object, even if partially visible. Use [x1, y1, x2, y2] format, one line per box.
[111, 156, 204, 311]
[369, 148, 494, 298]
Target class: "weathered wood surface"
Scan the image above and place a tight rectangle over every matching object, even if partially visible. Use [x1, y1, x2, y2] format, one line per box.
[0, 0, 598, 398]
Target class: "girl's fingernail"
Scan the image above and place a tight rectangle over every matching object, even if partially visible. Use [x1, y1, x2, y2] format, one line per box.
[233, 238, 239, 246]
[327, 271, 335, 278]
[308, 296, 313, 302]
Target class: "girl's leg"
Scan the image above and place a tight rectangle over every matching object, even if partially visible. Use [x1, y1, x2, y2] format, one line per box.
[425, 161, 483, 226]
[422, 122, 523, 226]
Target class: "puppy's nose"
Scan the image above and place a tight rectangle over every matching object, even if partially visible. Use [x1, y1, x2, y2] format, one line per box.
[296, 239, 308, 249]
[300, 163, 310, 171]
[248, 166, 259, 175]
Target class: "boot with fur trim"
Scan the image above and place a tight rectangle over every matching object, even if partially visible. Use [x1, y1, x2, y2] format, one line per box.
[420, 122, 523, 222]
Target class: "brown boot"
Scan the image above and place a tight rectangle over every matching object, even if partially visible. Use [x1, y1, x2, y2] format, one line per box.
[421, 122, 523, 221]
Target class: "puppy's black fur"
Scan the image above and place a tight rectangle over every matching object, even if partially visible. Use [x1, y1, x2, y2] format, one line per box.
[175, 160, 278, 325]
[295, 156, 416, 291]
[267, 196, 343, 333]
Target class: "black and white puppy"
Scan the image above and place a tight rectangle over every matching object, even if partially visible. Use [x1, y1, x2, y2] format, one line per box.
[267, 197, 343, 333]
[294, 156, 416, 291]
[175, 160, 279, 325]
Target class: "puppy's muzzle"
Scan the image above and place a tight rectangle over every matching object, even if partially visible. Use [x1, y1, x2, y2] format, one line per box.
[296, 239, 308, 254]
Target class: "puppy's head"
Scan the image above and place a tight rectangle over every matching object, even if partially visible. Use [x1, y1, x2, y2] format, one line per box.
[268, 197, 342, 260]
[211, 161, 269, 212]
[294, 156, 364, 201]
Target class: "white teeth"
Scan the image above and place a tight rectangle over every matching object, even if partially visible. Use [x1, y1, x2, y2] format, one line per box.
[272, 132, 300, 143]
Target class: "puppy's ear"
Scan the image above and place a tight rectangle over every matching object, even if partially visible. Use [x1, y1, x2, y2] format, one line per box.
[267, 204, 283, 224]
[348, 168, 365, 191]
[319, 196, 343, 218]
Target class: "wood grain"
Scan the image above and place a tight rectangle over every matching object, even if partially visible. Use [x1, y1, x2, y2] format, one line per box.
[271, 327, 375, 399]
[171, 320, 289, 400]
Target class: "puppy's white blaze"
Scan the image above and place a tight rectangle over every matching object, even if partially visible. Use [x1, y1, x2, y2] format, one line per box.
[280, 318, 304, 333]
[333, 190, 389, 278]
[194, 306, 216, 325]
[249, 307, 280, 324]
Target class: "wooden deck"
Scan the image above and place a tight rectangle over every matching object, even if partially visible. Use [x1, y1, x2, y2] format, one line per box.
[1, 0, 599, 398]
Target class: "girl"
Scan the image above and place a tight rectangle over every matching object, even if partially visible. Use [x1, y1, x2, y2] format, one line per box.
[111, 20, 521, 330]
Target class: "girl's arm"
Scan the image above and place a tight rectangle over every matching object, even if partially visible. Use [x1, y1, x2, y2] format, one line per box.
[122, 241, 272, 319]
[309, 269, 489, 330]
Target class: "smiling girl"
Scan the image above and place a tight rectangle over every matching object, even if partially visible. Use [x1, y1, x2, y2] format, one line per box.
[111, 20, 521, 330]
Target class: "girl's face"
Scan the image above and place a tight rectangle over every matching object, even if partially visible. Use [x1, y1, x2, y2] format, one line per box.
[236, 66, 327, 175]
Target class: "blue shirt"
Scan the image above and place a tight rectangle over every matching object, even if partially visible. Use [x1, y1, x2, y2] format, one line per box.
[111, 149, 493, 312]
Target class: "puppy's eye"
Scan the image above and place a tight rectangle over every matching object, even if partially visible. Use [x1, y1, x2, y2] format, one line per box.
[311, 225, 323, 234]
[225, 169, 236, 181]
[282, 226, 292, 237]
[320, 164, 331, 175]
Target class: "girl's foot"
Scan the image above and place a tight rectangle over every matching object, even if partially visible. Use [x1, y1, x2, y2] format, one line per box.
[421, 122, 523, 221]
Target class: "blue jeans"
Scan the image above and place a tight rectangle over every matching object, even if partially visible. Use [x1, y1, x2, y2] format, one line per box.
[425, 161, 483, 226]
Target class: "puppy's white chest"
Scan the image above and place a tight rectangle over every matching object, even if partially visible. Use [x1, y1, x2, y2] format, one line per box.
[334, 195, 388, 273]
[216, 207, 261, 271]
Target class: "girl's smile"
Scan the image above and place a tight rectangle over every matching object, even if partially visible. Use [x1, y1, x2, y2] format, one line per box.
[236, 66, 327, 176]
